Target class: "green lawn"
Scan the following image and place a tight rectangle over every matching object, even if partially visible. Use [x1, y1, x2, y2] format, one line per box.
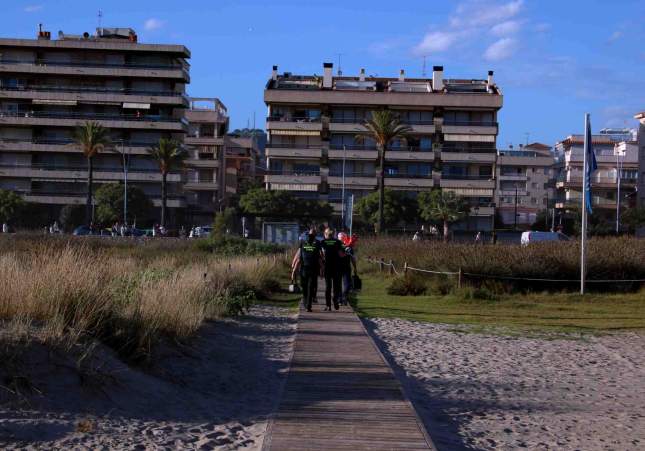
[353, 274, 645, 332]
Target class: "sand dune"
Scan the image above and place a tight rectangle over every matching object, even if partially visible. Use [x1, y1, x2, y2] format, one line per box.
[0, 305, 296, 450]
[366, 319, 645, 451]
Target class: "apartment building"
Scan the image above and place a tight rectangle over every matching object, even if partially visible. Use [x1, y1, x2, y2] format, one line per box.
[0, 27, 190, 224]
[264, 63, 502, 230]
[184, 97, 259, 225]
[555, 129, 639, 218]
[495, 143, 555, 227]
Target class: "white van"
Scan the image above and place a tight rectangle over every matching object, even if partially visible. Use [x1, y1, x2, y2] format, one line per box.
[521, 231, 570, 246]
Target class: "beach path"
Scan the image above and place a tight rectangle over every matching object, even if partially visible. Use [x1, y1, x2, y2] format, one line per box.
[263, 285, 435, 451]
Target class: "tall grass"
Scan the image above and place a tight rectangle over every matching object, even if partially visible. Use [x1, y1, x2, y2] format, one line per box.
[360, 236, 645, 292]
[0, 236, 286, 362]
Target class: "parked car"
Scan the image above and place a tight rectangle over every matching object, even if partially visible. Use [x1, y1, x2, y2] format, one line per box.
[521, 231, 570, 246]
[193, 226, 212, 238]
[73, 225, 93, 236]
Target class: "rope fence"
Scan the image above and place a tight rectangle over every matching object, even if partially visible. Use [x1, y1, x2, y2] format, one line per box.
[365, 257, 645, 286]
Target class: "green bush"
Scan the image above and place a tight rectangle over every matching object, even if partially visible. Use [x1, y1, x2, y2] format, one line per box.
[387, 275, 427, 296]
[427, 275, 454, 296]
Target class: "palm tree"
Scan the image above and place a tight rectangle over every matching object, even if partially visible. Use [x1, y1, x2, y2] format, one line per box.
[418, 189, 470, 241]
[72, 122, 111, 225]
[147, 138, 186, 227]
[361, 109, 411, 234]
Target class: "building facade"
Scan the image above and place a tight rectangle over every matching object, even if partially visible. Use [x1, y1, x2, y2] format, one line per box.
[184, 97, 259, 225]
[635, 112, 645, 210]
[263, 63, 502, 230]
[0, 27, 190, 225]
[554, 129, 638, 222]
[495, 143, 555, 228]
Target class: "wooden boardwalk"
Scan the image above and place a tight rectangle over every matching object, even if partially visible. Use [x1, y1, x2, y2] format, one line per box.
[263, 286, 435, 451]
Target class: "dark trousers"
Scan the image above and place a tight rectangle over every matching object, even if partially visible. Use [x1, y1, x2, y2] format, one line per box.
[301, 269, 318, 311]
[341, 270, 352, 303]
[324, 271, 342, 308]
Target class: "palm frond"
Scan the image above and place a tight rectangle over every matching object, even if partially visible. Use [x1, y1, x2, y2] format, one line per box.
[72, 121, 111, 158]
[147, 138, 186, 174]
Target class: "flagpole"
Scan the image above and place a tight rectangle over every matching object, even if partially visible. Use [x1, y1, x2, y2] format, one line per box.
[580, 113, 589, 295]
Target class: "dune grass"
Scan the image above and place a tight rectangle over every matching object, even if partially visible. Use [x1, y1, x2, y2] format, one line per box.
[353, 274, 645, 332]
[0, 235, 288, 362]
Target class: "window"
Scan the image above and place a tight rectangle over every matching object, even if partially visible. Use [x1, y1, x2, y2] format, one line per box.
[532, 183, 538, 189]
[479, 166, 493, 177]
[544, 168, 550, 175]
[531, 198, 537, 204]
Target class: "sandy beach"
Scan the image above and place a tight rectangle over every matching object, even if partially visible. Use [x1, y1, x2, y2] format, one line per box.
[0, 305, 296, 450]
[365, 318, 645, 451]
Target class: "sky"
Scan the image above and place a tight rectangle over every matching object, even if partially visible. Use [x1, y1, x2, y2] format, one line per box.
[3, 0, 645, 147]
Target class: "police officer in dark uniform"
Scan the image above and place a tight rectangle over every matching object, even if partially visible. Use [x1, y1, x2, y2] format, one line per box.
[320, 228, 343, 311]
[291, 230, 322, 312]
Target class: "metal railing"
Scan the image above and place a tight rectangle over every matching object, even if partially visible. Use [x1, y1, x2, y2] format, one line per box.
[441, 174, 493, 180]
[329, 144, 377, 151]
[0, 110, 180, 123]
[0, 84, 184, 97]
[266, 116, 321, 122]
[0, 137, 158, 148]
[388, 146, 433, 152]
[0, 163, 179, 174]
[0, 58, 185, 71]
[441, 147, 496, 154]
[443, 120, 497, 127]
[265, 169, 320, 176]
[266, 143, 322, 149]
[385, 172, 432, 179]
[328, 171, 377, 178]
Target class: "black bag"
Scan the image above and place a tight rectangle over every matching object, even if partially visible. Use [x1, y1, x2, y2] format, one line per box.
[352, 274, 362, 291]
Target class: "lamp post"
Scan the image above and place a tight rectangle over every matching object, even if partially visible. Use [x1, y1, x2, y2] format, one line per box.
[341, 144, 346, 229]
[616, 150, 623, 234]
[514, 184, 519, 231]
[117, 141, 129, 226]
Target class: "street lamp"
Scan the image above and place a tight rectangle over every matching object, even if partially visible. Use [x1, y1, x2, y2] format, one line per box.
[616, 149, 624, 234]
[116, 141, 130, 226]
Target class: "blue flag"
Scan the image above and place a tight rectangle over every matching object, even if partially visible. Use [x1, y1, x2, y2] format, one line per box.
[584, 116, 597, 215]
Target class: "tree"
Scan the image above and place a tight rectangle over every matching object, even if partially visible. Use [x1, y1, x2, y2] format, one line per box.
[354, 190, 418, 231]
[362, 110, 412, 234]
[213, 207, 236, 238]
[94, 184, 153, 226]
[239, 188, 333, 219]
[147, 138, 186, 227]
[418, 190, 470, 241]
[0, 189, 26, 225]
[72, 122, 111, 225]
[531, 209, 551, 232]
[622, 207, 645, 234]
[58, 204, 86, 231]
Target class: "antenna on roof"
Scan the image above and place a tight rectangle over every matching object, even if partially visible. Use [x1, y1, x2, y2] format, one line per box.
[97, 10, 103, 29]
[524, 132, 530, 146]
[337, 53, 343, 76]
[422, 55, 427, 78]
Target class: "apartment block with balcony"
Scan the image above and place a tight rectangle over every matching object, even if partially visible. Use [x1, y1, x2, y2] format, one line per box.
[264, 63, 502, 229]
[0, 27, 190, 223]
[635, 112, 645, 211]
[495, 143, 555, 227]
[554, 129, 639, 218]
[184, 97, 260, 225]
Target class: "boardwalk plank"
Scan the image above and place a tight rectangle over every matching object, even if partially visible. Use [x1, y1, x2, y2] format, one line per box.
[263, 281, 435, 450]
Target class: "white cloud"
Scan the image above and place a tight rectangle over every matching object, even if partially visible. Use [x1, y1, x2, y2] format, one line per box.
[490, 20, 521, 37]
[452, 0, 523, 28]
[24, 5, 43, 12]
[607, 31, 623, 43]
[414, 31, 461, 55]
[143, 18, 165, 32]
[533, 23, 551, 33]
[484, 38, 518, 61]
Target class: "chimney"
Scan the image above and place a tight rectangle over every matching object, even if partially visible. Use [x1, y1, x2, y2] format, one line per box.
[399, 69, 405, 81]
[487, 70, 494, 86]
[271, 65, 278, 81]
[432, 66, 444, 91]
[37, 23, 51, 40]
[323, 62, 333, 88]
[359, 68, 365, 82]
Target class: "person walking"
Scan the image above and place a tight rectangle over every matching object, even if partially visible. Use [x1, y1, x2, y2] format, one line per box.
[337, 232, 358, 306]
[291, 231, 323, 312]
[475, 231, 482, 245]
[321, 228, 343, 311]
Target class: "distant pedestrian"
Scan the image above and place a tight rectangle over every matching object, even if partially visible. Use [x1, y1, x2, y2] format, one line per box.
[320, 228, 343, 311]
[337, 232, 358, 306]
[291, 231, 323, 312]
[412, 231, 421, 241]
[2, 223, 8, 233]
[475, 231, 482, 245]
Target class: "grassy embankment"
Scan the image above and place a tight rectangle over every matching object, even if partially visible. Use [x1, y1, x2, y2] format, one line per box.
[353, 237, 645, 332]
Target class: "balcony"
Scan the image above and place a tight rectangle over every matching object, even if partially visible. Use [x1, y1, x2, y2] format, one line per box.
[265, 144, 322, 159]
[556, 197, 617, 210]
[184, 135, 224, 146]
[556, 176, 630, 189]
[264, 170, 321, 186]
[0, 137, 156, 155]
[266, 116, 322, 133]
[0, 59, 189, 81]
[442, 120, 498, 136]
[328, 144, 378, 160]
[440, 174, 495, 189]
[0, 85, 187, 106]
[183, 182, 219, 191]
[440, 148, 496, 163]
[499, 190, 528, 196]
[386, 147, 434, 162]
[384, 173, 434, 189]
[403, 120, 435, 134]
[328, 171, 377, 188]
[185, 159, 219, 168]
[0, 110, 186, 131]
[0, 163, 181, 182]
[328, 117, 368, 133]
[15, 189, 186, 207]
[499, 173, 528, 181]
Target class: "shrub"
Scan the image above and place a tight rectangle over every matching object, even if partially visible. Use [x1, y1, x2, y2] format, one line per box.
[387, 275, 427, 296]
[195, 236, 284, 256]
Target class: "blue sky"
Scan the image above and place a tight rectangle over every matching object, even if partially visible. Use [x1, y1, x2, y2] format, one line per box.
[4, 0, 645, 147]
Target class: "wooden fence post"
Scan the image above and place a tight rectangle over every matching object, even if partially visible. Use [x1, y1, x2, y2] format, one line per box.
[458, 267, 463, 289]
[403, 262, 408, 275]
[379, 258, 384, 272]
[389, 259, 394, 275]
